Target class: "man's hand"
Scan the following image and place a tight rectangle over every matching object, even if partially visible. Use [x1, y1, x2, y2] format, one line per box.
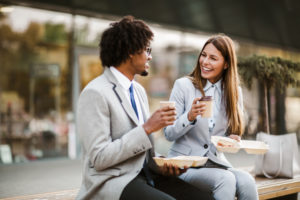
[160, 163, 188, 176]
[188, 97, 206, 121]
[143, 106, 176, 135]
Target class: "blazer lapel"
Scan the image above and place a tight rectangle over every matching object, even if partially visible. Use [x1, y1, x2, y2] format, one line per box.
[104, 68, 139, 126]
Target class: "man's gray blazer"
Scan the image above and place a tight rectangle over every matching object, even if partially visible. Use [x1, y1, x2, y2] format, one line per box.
[76, 68, 157, 200]
[164, 77, 243, 168]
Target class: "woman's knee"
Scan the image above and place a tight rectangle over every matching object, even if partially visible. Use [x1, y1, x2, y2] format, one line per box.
[235, 170, 256, 189]
[215, 170, 236, 189]
[212, 171, 236, 200]
[232, 170, 258, 200]
[183, 169, 236, 193]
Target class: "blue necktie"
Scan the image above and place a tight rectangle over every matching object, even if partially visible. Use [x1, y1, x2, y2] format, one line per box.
[129, 84, 139, 119]
[129, 84, 154, 186]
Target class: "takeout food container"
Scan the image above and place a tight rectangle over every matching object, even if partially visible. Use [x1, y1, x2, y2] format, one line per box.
[211, 136, 240, 153]
[172, 156, 209, 167]
[153, 156, 208, 168]
[211, 136, 269, 154]
[214, 146, 240, 153]
[240, 140, 269, 154]
[153, 157, 193, 168]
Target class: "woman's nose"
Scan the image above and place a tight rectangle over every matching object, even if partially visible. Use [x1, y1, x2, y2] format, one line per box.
[203, 57, 209, 65]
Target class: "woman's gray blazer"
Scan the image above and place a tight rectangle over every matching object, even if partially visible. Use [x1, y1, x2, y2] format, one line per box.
[164, 77, 243, 167]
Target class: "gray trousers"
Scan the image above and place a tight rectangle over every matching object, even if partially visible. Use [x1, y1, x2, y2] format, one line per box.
[180, 167, 258, 200]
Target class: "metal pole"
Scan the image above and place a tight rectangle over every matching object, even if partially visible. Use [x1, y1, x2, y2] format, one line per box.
[29, 78, 35, 117]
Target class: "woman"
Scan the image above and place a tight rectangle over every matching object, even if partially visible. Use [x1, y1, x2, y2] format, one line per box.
[164, 34, 258, 200]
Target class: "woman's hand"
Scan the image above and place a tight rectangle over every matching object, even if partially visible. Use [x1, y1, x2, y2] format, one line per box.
[160, 163, 188, 176]
[188, 97, 206, 121]
[229, 134, 241, 142]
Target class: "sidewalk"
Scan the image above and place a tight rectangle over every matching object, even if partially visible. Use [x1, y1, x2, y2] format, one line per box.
[0, 158, 82, 199]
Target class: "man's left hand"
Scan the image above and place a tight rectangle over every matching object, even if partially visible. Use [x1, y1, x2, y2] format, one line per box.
[160, 163, 188, 176]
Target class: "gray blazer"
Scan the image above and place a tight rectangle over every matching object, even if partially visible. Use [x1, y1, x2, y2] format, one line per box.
[164, 77, 243, 167]
[76, 68, 158, 200]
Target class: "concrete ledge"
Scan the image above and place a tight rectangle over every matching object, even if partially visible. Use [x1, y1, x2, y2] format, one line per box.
[0, 189, 79, 200]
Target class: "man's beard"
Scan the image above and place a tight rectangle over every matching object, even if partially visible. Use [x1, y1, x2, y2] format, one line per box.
[140, 70, 148, 76]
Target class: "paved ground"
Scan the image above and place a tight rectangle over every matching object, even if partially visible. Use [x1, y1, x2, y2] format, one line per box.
[0, 158, 82, 198]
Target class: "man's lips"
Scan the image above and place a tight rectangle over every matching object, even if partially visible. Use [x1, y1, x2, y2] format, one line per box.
[145, 62, 150, 69]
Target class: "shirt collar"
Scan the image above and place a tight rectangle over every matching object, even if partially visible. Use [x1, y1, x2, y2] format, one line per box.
[204, 79, 222, 94]
[110, 66, 133, 90]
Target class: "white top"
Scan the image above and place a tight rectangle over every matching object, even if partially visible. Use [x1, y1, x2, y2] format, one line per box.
[110, 67, 144, 124]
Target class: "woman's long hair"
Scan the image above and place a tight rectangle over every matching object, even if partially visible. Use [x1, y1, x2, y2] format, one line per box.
[189, 34, 244, 136]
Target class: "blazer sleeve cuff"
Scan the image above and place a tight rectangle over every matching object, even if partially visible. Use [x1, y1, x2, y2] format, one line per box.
[181, 112, 197, 127]
[129, 125, 153, 155]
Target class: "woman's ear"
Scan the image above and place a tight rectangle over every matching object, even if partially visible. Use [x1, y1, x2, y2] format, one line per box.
[224, 63, 229, 69]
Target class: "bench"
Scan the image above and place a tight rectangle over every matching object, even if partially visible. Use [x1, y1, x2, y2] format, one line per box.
[255, 174, 300, 199]
[2, 172, 300, 200]
[240, 166, 300, 200]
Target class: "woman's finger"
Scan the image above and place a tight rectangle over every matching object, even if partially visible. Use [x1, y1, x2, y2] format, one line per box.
[229, 134, 241, 141]
[192, 97, 202, 105]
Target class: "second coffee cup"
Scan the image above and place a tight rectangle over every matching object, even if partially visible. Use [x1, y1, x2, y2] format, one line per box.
[199, 96, 213, 118]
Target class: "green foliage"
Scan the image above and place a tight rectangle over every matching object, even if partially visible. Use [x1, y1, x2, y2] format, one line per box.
[0, 22, 41, 111]
[238, 55, 300, 91]
[43, 22, 67, 44]
[0, 22, 40, 79]
[238, 54, 300, 133]
[74, 23, 101, 47]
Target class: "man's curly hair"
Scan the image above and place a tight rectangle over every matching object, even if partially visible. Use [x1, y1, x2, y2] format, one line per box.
[99, 16, 154, 67]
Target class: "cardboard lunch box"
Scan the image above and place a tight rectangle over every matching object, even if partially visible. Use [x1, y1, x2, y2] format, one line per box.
[211, 136, 269, 154]
[153, 156, 209, 168]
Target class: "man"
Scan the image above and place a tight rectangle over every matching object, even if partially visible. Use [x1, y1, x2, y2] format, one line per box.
[76, 16, 212, 200]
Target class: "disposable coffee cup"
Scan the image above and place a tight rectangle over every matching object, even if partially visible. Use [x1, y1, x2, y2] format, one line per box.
[198, 96, 213, 118]
[160, 101, 176, 108]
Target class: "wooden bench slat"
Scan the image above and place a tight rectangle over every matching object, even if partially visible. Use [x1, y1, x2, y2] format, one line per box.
[240, 166, 300, 200]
